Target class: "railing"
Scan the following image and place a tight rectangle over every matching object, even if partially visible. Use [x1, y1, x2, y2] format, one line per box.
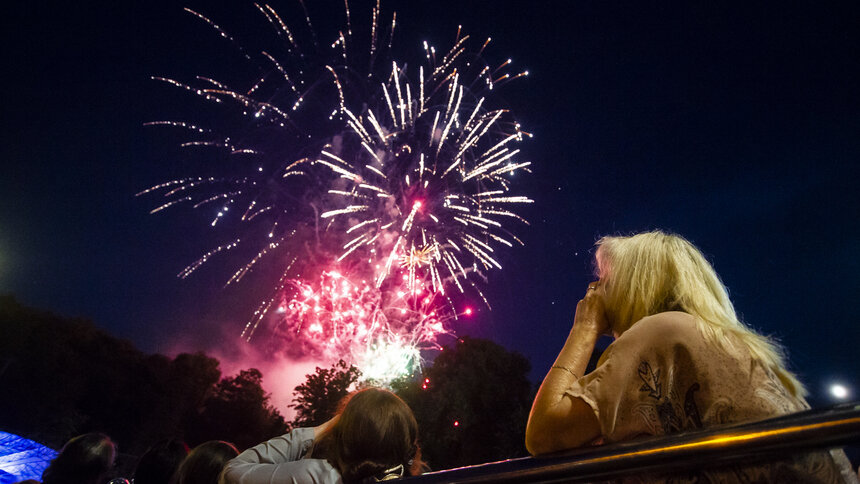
[408, 402, 860, 483]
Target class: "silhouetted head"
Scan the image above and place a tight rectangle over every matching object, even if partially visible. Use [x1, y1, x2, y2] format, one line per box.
[41, 433, 116, 484]
[316, 387, 424, 482]
[133, 438, 189, 484]
[174, 440, 238, 484]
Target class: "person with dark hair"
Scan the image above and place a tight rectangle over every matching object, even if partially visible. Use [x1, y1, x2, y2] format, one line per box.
[175, 441, 238, 484]
[133, 439, 189, 484]
[41, 433, 116, 484]
[220, 387, 425, 484]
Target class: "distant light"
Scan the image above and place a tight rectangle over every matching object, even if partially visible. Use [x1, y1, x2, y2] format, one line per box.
[830, 383, 850, 400]
[453, 420, 459, 427]
[464, 307, 473, 315]
[413, 200, 423, 209]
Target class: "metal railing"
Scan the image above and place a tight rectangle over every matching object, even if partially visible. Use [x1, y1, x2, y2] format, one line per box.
[408, 402, 860, 483]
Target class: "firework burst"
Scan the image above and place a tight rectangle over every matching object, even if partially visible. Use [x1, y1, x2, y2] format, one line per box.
[270, 270, 452, 382]
[142, 1, 532, 382]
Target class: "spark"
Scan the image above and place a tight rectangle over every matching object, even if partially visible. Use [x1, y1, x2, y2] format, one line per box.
[142, 1, 533, 382]
[272, 270, 454, 384]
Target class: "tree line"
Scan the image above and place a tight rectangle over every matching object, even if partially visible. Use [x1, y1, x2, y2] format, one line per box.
[0, 295, 535, 471]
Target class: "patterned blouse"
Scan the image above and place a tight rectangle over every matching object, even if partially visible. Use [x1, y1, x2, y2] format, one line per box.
[566, 311, 858, 483]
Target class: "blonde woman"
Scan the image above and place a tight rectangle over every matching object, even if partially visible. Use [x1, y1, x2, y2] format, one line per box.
[526, 231, 857, 482]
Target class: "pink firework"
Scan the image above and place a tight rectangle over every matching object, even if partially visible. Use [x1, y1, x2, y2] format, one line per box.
[142, 2, 532, 381]
[271, 270, 453, 381]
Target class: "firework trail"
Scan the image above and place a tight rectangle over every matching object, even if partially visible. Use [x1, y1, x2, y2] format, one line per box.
[141, 1, 532, 383]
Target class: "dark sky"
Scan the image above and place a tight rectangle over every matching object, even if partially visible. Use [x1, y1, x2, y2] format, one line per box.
[1, 0, 858, 406]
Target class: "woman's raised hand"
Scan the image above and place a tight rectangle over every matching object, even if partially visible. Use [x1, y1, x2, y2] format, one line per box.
[573, 281, 610, 335]
[525, 280, 607, 455]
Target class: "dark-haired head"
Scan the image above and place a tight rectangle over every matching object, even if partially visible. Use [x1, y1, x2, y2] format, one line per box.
[174, 440, 238, 484]
[133, 438, 189, 484]
[41, 433, 116, 484]
[315, 387, 425, 483]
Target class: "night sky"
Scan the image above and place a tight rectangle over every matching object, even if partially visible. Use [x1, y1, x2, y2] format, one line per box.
[2, 0, 858, 410]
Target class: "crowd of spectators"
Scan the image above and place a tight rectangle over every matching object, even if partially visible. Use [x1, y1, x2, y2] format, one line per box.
[13, 433, 237, 484]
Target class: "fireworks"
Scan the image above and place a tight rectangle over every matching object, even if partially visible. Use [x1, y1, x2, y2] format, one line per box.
[142, 1, 532, 382]
[271, 270, 451, 382]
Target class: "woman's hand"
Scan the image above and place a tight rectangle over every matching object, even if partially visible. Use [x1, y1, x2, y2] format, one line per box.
[525, 281, 605, 455]
[573, 281, 610, 336]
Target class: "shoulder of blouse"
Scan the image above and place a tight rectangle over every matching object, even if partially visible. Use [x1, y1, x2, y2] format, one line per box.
[611, 311, 699, 349]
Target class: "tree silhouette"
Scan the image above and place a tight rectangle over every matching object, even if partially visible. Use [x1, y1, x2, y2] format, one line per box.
[290, 360, 360, 428]
[185, 368, 288, 450]
[394, 337, 534, 470]
[0, 295, 285, 456]
[0, 295, 154, 450]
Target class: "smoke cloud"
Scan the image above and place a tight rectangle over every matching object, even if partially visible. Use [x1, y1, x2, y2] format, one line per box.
[163, 320, 328, 421]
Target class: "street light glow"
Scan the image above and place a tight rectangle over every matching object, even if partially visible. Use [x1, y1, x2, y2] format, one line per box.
[830, 383, 849, 400]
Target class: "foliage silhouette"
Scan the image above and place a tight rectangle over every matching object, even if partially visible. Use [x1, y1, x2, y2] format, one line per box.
[290, 360, 361, 428]
[0, 295, 285, 456]
[186, 368, 287, 450]
[393, 337, 535, 470]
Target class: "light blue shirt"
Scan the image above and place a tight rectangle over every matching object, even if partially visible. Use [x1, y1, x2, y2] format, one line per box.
[220, 428, 343, 484]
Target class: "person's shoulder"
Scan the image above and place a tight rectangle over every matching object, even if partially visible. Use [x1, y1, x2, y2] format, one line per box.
[620, 311, 699, 343]
[599, 312, 699, 365]
[287, 458, 343, 484]
[300, 457, 341, 475]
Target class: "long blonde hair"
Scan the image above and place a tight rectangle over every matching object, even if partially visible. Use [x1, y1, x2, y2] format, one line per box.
[595, 231, 806, 398]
